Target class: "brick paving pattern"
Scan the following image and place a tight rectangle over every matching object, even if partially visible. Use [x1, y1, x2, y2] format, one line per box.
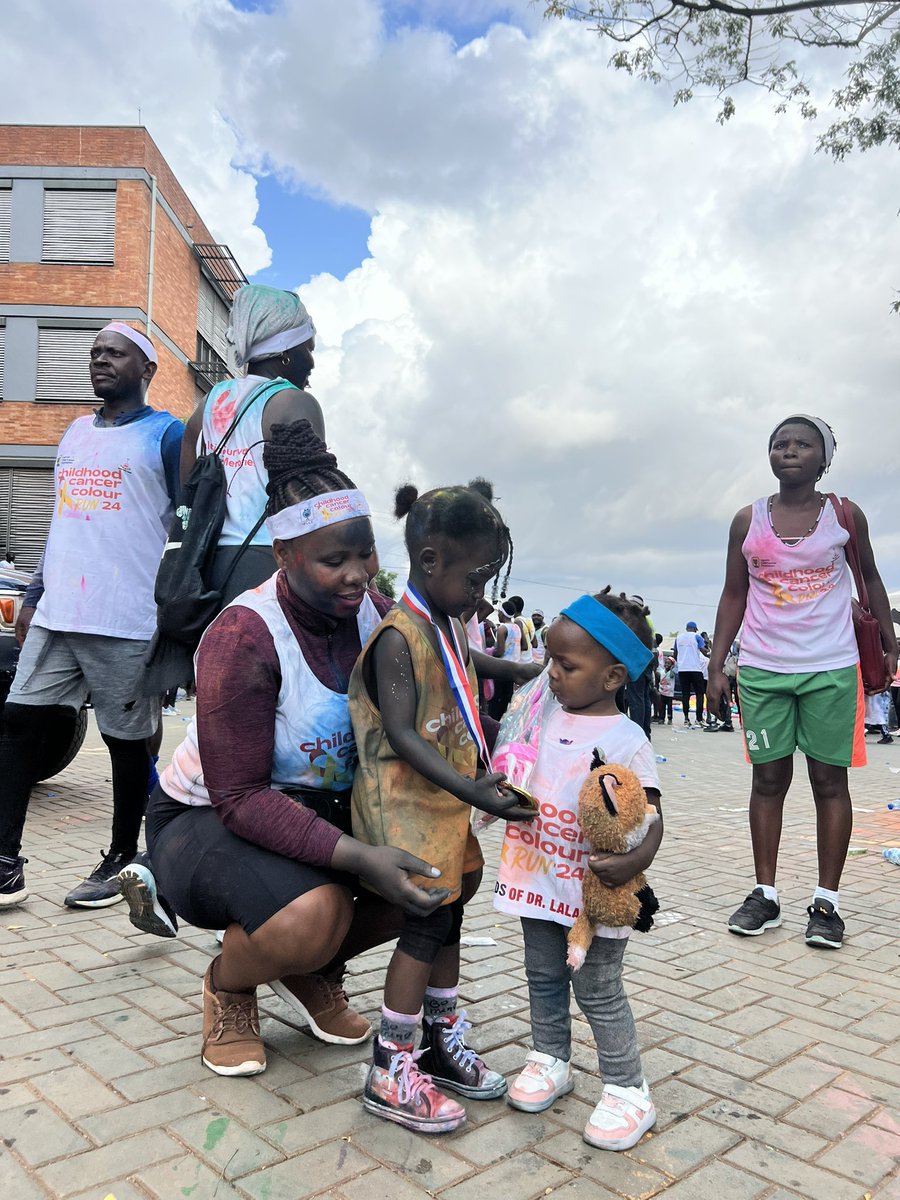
[1, 708, 898, 1199]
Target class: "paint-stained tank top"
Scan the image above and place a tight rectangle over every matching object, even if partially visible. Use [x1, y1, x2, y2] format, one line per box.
[202, 375, 293, 547]
[739, 496, 857, 673]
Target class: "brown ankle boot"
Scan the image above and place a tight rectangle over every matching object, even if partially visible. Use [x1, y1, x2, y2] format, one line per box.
[201, 960, 266, 1076]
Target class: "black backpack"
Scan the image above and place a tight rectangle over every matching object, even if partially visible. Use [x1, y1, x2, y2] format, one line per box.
[153, 379, 282, 649]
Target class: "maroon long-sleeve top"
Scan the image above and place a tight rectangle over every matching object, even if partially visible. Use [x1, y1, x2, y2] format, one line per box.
[193, 572, 393, 866]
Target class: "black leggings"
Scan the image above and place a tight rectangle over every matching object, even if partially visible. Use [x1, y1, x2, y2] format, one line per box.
[0, 704, 147, 859]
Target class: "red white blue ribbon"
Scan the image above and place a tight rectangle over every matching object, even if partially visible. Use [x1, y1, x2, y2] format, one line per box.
[401, 581, 492, 770]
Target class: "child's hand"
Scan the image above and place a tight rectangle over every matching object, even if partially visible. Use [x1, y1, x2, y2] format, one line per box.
[588, 852, 638, 888]
[466, 773, 537, 821]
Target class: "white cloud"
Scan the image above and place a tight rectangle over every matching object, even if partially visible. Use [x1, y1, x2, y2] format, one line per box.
[0, 0, 271, 274]
[2, 0, 898, 632]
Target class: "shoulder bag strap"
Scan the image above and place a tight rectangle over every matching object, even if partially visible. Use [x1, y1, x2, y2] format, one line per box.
[208, 378, 285, 457]
[217, 506, 271, 595]
[828, 493, 869, 608]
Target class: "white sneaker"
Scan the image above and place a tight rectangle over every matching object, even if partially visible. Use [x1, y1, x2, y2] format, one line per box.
[161, 705, 180, 717]
[583, 1080, 656, 1150]
[507, 1051, 574, 1112]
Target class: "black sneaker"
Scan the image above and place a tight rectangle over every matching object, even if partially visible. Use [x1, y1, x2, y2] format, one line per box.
[0, 854, 28, 908]
[64, 850, 133, 908]
[418, 1012, 507, 1099]
[877, 734, 894, 745]
[805, 900, 844, 948]
[727, 888, 782, 936]
[117, 858, 178, 937]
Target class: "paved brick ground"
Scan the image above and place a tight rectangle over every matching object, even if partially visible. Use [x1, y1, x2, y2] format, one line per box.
[1, 706, 898, 1200]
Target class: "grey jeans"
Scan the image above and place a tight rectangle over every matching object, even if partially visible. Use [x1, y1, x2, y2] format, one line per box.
[521, 917, 643, 1087]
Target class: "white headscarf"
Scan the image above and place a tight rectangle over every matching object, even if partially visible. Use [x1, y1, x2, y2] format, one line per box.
[226, 285, 316, 371]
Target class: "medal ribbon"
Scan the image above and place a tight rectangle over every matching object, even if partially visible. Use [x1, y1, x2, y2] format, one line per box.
[401, 581, 492, 770]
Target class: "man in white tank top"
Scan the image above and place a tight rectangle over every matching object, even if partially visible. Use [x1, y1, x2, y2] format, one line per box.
[0, 324, 183, 912]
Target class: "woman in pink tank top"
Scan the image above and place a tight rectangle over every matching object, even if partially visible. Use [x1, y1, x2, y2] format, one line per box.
[707, 416, 896, 951]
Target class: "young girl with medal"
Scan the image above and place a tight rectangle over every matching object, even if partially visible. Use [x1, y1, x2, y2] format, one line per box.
[349, 480, 535, 1133]
[494, 590, 663, 1151]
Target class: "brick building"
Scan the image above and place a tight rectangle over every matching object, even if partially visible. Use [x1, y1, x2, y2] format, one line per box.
[0, 124, 247, 567]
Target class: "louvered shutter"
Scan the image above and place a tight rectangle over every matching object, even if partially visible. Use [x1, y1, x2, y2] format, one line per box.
[198, 275, 231, 361]
[0, 467, 55, 572]
[42, 188, 116, 264]
[197, 276, 215, 343]
[0, 189, 10, 262]
[0, 325, 5, 399]
[211, 297, 229, 360]
[35, 328, 99, 403]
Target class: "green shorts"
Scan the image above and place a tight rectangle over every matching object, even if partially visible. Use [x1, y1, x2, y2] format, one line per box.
[737, 665, 866, 768]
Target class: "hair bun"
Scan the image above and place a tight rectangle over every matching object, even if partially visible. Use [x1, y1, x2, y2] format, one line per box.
[467, 477, 494, 502]
[394, 483, 419, 519]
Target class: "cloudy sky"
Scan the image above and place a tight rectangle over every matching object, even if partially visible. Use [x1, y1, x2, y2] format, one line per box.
[3, 0, 898, 633]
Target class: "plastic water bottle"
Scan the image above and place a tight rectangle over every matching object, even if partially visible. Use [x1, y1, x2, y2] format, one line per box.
[883, 849, 900, 865]
[655, 755, 667, 763]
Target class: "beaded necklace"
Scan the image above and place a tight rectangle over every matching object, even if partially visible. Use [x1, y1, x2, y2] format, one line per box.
[767, 492, 826, 545]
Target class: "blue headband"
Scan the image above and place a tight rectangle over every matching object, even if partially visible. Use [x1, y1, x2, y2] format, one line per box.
[560, 595, 654, 682]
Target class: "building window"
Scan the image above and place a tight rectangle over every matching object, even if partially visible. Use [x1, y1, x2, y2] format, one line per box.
[0, 465, 55, 573]
[35, 326, 103, 404]
[0, 186, 10, 263]
[191, 333, 230, 393]
[42, 187, 116, 264]
[197, 275, 230, 361]
[0, 322, 5, 400]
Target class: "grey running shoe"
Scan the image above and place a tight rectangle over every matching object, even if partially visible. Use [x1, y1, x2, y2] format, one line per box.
[805, 900, 844, 949]
[118, 860, 178, 937]
[728, 888, 782, 936]
[0, 854, 27, 907]
[64, 851, 132, 908]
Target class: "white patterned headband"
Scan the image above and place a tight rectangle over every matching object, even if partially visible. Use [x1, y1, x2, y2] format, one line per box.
[266, 489, 371, 540]
[247, 321, 316, 362]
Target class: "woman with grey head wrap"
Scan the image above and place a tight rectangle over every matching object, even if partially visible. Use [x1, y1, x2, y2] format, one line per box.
[227, 284, 317, 375]
[146, 286, 326, 694]
[184, 283, 324, 594]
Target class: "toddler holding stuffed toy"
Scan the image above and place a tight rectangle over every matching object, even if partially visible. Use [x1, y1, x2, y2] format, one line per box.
[493, 589, 664, 1151]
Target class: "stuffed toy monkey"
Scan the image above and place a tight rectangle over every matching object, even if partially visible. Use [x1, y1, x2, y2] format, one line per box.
[566, 751, 660, 971]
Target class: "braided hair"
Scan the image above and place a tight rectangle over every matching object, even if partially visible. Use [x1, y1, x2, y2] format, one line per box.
[395, 478, 513, 602]
[593, 586, 654, 650]
[263, 420, 358, 514]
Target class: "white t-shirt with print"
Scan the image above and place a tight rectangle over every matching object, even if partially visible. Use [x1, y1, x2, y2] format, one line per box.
[493, 707, 659, 939]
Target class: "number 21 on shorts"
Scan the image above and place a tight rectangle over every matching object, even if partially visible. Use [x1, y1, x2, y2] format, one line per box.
[745, 728, 770, 751]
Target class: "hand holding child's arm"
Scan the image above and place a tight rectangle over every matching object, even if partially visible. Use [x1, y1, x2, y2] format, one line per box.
[331, 838, 450, 915]
[588, 790, 664, 887]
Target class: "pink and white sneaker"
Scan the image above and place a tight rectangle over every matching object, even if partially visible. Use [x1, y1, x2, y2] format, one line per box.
[583, 1080, 656, 1150]
[507, 1051, 574, 1113]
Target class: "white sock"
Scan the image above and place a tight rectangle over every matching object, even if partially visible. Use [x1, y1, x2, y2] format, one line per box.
[756, 883, 778, 903]
[813, 886, 840, 913]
